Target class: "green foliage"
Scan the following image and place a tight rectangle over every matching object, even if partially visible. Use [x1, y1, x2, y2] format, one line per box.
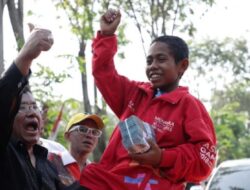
[211, 101, 250, 163]
[41, 98, 83, 145]
[211, 80, 250, 115]
[115, 0, 215, 39]
[26, 10, 33, 16]
[76, 56, 86, 73]
[190, 38, 250, 81]
[189, 37, 250, 108]
[239, 135, 250, 158]
[55, 0, 95, 41]
[31, 63, 70, 103]
[204, 40, 250, 162]
[210, 80, 250, 163]
[16, 38, 25, 51]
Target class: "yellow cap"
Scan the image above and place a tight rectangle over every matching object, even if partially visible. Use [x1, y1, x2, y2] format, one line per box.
[65, 113, 104, 132]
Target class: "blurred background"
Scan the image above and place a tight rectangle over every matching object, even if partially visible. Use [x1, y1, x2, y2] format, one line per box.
[1, 0, 250, 164]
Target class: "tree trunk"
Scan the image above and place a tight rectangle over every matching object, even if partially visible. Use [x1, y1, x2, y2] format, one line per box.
[79, 39, 107, 162]
[79, 41, 91, 114]
[7, 0, 24, 50]
[93, 104, 107, 162]
[0, 0, 7, 76]
[92, 74, 108, 161]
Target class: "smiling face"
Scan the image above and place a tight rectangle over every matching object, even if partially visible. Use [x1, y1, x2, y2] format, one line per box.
[65, 119, 99, 156]
[12, 92, 42, 147]
[146, 35, 189, 93]
[146, 41, 188, 92]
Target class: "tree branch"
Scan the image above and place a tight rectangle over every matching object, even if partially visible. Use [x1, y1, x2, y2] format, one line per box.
[127, 0, 147, 57]
[171, 0, 179, 35]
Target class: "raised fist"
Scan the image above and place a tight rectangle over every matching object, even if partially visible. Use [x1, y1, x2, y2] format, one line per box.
[100, 9, 121, 36]
[15, 24, 54, 75]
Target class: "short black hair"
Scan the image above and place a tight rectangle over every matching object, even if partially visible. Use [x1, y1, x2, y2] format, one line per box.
[20, 85, 32, 96]
[17, 85, 32, 109]
[9, 85, 32, 125]
[151, 35, 189, 64]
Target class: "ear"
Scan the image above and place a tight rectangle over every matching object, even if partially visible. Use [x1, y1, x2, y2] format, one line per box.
[64, 132, 70, 141]
[178, 58, 189, 77]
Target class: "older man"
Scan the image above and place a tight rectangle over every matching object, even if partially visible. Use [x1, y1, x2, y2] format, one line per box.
[0, 27, 87, 190]
[0, 27, 53, 152]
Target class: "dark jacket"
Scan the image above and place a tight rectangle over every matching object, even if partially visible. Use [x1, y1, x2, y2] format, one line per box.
[0, 138, 64, 190]
[0, 64, 64, 190]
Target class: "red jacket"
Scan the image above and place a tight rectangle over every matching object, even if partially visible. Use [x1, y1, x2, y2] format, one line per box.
[80, 32, 217, 190]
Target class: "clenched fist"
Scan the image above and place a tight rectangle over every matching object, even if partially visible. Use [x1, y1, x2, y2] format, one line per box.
[100, 9, 121, 36]
[15, 24, 54, 75]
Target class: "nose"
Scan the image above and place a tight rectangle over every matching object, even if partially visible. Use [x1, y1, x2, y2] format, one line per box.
[149, 59, 159, 69]
[25, 111, 38, 118]
[25, 108, 40, 117]
[84, 133, 94, 140]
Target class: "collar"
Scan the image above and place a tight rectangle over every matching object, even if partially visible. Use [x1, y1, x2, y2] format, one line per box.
[61, 150, 77, 165]
[158, 86, 189, 104]
[61, 151, 91, 166]
[39, 138, 76, 165]
[10, 137, 48, 158]
[138, 83, 189, 104]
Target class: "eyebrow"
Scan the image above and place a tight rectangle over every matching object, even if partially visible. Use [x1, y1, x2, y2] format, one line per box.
[147, 53, 167, 59]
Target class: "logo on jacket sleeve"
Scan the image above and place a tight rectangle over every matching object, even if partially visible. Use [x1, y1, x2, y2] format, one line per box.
[200, 143, 216, 168]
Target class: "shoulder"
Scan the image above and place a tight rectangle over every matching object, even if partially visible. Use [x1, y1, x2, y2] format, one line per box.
[174, 88, 210, 115]
[39, 138, 67, 153]
[179, 89, 204, 107]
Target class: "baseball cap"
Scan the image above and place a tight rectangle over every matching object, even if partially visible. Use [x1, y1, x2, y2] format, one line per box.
[65, 113, 104, 132]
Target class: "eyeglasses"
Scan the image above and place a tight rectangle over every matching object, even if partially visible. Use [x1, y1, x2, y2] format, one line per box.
[68, 125, 102, 138]
[18, 103, 40, 114]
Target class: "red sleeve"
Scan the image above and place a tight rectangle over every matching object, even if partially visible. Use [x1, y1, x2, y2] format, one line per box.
[159, 96, 217, 182]
[92, 32, 139, 118]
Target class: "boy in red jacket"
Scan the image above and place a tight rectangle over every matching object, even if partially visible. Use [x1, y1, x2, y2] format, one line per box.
[80, 9, 217, 190]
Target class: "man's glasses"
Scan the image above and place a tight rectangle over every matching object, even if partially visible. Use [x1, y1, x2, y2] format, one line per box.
[68, 125, 102, 138]
[18, 103, 40, 114]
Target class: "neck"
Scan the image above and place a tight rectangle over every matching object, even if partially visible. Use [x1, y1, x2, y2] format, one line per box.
[160, 81, 179, 93]
[27, 145, 33, 153]
[70, 148, 88, 171]
[27, 145, 36, 167]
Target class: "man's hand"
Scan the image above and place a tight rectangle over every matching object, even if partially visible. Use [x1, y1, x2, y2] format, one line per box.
[15, 24, 54, 75]
[129, 139, 162, 167]
[100, 9, 121, 36]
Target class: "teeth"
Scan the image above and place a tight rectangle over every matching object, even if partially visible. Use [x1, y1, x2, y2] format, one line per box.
[27, 126, 37, 131]
[150, 73, 160, 77]
[152, 74, 160, 78]
[150, 74, 161, 81]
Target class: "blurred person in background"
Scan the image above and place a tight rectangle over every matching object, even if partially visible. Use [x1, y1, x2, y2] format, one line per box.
[44, 113, 104, 187]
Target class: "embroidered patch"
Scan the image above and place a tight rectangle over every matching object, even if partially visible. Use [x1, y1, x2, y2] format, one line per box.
[152, 116, 175, 132]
